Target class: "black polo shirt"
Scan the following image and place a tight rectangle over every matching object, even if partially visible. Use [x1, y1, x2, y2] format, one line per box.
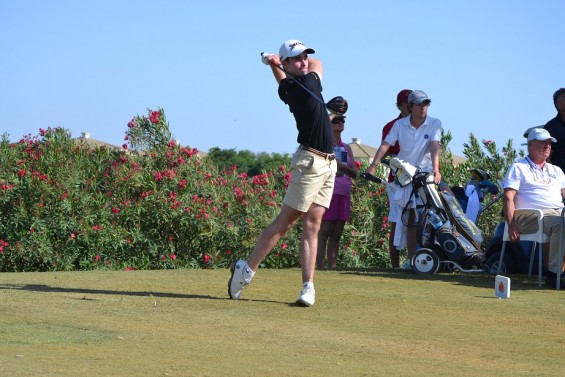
[544, 114, 565, 171]
[278, 72, 333, 154]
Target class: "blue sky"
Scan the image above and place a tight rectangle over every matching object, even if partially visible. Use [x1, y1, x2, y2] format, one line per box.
[1, 0, 563, 157]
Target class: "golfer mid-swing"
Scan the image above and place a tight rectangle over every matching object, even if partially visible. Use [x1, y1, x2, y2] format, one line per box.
[228, 39, 336, 306]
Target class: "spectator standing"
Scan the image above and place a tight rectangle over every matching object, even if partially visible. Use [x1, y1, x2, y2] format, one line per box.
[381, 89, 412, 268]
[317, 109, 358, 270]
[365, 90, 442, 268]
[544, 88, 565, 171]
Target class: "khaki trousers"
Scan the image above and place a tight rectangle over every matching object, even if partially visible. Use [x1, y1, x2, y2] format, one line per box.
[515, 208, 565, 274]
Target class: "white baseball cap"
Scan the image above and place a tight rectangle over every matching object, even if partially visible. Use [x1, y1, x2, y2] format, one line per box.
[521, 128, 557, 145]
[279, 40, 315, 61]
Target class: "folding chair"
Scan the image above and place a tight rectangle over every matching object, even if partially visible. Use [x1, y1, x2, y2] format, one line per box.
[557, 208, 565, 290]
[497, 209, 548, 288]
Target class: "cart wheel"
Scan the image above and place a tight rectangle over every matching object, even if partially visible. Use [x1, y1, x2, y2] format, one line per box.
[411, 248, 440, 274]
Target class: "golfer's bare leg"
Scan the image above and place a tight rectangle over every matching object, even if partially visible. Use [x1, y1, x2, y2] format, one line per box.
[300, 203, 326, 283]
[247, 204, 302, 271]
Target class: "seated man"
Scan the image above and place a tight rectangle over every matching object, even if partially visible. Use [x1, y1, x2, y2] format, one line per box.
[503, 128, 565, 288]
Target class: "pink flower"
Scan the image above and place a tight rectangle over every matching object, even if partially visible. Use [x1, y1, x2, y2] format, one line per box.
[482, 139, 493, 146]
[94, 255, 101, 261]
[149, 111, 160, 124]
[170, 253, 177, 260]
[111, 207, 119, 214]
[122, 144, 128, 150]
[253, 174, 269, 186]
[281, 243, 287, 249]
[203, 254, 210, 263]
[234, 187, 245, 201]
[127, 118, 137, 128]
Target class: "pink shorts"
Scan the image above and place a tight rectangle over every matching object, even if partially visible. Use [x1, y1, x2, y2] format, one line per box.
[322, 194, 351, 222]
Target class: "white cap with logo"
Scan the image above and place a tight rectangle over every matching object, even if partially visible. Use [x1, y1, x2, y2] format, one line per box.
[279, 40, 315, 61]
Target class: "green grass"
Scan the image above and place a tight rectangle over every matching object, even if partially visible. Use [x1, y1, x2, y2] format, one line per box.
[0, 269, 563, 376]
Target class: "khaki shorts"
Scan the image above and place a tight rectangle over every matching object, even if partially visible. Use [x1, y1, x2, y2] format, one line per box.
[283, 148, 337, 212]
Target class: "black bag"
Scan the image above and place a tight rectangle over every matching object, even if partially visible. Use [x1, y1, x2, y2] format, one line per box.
[435, 226, 480, 262]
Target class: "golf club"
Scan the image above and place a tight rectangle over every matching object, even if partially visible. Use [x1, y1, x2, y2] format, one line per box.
[360, 172, 383, 184]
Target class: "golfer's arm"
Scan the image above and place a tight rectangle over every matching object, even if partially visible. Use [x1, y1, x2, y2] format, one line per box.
[308, 58, 323, 81]
[268, 54, 286, 84]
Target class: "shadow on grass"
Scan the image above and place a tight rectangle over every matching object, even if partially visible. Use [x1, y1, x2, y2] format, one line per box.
[0, 283, 222, 300]
[0, 283, 296, 306]
[336, 268, 550, 291]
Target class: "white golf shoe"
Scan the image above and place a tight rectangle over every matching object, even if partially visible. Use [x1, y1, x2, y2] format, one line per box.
[228, 259, 252, 299]
[296, 282, 315, 307]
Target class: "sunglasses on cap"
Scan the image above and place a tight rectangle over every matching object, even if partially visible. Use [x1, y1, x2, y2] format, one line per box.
[331, 117, 345, 124]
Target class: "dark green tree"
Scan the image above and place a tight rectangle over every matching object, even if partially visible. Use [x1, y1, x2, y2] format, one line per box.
[207, 147, 291, 176]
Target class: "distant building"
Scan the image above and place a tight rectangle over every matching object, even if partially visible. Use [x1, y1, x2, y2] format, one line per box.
[347, 137, 378, 164]
[76, 132, 123, 151]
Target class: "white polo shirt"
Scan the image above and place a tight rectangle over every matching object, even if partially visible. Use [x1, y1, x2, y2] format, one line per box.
[504, 156, 565, 209]
[384, 115, 442, 172]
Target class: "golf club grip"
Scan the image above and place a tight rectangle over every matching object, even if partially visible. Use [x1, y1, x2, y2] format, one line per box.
[261, 52, 283, 69]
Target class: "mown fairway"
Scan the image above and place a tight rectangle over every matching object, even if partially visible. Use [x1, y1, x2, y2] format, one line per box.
[1, 269, 563, 376]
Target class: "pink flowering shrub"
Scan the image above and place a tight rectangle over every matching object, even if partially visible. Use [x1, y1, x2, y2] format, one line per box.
[0, 110, 515, 271]
[0, 113, 303, 271]
[125, 107, 172, 152]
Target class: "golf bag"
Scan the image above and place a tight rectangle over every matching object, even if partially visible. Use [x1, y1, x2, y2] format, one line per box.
[450, 169, 499, 224]
[390, 158, 485, 271]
